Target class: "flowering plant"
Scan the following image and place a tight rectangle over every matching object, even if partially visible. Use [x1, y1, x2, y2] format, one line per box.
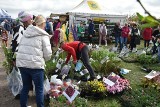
[105, 77, 130, 94]
[79, 80, 107, 97]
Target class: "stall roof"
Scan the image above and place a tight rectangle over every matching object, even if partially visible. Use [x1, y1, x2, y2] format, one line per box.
[67, 0, 127, 17]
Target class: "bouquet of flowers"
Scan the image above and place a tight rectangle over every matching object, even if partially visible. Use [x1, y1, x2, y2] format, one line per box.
[105, 77, 130, 94]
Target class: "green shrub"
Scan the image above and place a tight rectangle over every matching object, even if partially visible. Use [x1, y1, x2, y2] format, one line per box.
[120, 86, 160, 107]
[90, 49, 121, 75]
[49, 96, 88, 107]
[137, 54, 158, 64]
[2, 46, 13, 74]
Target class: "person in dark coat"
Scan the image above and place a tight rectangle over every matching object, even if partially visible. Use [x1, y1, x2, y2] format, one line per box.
[152, 26, 160, 54]
[88, 19, 94, 44]
[130, 24, 140, 51]
[114, 22, 122, 50]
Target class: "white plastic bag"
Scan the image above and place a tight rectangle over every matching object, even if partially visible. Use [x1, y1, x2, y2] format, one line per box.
[75, 60, 83, 71]
[60, 64, 71, 75]
[7, 67, 23, 96]
[44, 77, 50, 95]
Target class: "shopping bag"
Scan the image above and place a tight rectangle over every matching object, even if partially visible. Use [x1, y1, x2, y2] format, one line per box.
[44, 77, 50, 95]
[7, 67, 23, 96]
[75, 60, 83, 71]
[60, 64, 71, 75]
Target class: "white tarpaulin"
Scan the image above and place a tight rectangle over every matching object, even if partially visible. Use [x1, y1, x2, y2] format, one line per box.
[0, 9, 11, 18]
[67, 0, 126, 17]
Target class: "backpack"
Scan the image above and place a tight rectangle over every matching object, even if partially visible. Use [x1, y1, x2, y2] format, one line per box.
[45, 21, 51, 32]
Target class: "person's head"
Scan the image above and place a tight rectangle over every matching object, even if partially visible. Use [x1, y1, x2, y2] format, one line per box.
[4, 19, 8, 22]
[80, 22, 84, 26]
[33, 15, 46, 30]
[133, 23, 137, 28]
[2, 28, 6, 33]
[18, 11, 33, 28]
[116, 22, 120, 26]
[125, 23, 128, 27]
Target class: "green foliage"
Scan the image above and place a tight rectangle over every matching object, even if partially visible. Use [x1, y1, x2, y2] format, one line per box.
[45, 59, 57, 78]
[141, 76, 160, 90]
[136, 12, 159, 30]
[49, 95, 88, 107]
[88, 99, 121, 107]
[121, 53, 138, 63]
[137, 54, 158, 64]
[91, 49, 116, 62]
[79, 80, 107, 98]
[91, 49, 120, 75]
[2, 46, 13, 74]
[120, 86, 160, 107]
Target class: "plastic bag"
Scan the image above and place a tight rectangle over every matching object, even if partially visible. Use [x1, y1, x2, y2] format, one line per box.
[112, 47, 118, 52]
[75, 60, 83, 71]
[44, 77, 50, 95]
[7, 67, 23, 96]
[60, 65, 71, 75]
[56, 58, 64, 69]
[80, 69, 89, 76]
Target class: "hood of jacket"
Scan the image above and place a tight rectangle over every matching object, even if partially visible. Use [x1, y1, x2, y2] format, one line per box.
[23, 25, 51, 38]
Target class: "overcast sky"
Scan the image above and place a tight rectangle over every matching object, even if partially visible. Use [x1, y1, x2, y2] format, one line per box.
[0, 0, 160, 19]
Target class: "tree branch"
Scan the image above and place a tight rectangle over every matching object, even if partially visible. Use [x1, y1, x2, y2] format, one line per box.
[137, 0, 160, 23]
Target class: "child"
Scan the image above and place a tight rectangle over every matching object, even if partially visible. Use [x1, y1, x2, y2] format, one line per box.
[1, 29, 8, 47]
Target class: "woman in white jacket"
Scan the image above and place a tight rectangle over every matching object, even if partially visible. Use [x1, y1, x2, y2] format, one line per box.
[16, 14, 52, 107]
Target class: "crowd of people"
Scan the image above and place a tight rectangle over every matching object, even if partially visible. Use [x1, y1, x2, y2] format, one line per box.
[0, 11, 160, 107]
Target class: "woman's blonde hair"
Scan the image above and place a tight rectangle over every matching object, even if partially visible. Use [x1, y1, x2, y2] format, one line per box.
[34, 15, 46, 26]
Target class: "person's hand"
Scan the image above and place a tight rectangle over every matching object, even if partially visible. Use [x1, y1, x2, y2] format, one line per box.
[73, 60, 77, 64]
[152, 36, 156, 40]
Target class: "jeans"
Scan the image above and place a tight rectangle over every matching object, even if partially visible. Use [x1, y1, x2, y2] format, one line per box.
[115, 36, 122, 50]
[121, 37, 128, 48]
[19, 67, 44, 107]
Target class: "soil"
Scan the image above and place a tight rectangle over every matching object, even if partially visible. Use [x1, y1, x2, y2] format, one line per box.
[0, 36, 36, 107]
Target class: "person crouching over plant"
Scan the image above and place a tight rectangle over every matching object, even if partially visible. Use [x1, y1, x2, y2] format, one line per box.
[59, 39, 96, 81]
[1, 28, 8, 47]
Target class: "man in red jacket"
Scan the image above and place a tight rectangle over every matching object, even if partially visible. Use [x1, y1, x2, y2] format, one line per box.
[143, 27, 152, 48]
[60, 41, 96, 81]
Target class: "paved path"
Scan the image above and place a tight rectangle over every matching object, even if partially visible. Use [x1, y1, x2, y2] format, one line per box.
[0, 37, 36, 107]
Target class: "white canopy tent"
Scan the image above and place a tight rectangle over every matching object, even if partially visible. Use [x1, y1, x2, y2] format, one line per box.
[67, 0, 127, 28]
[0, 9, 12, 22]
[0, 9, 11, 18]
[67, 0, 127, 17]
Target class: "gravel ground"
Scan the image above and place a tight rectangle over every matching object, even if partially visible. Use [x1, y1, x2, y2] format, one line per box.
[0, 36, 36, 107]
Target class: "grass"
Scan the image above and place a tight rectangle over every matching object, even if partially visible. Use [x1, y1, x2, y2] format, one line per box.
[45, 40, 160, 107]
[86, 41, 160, 107]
